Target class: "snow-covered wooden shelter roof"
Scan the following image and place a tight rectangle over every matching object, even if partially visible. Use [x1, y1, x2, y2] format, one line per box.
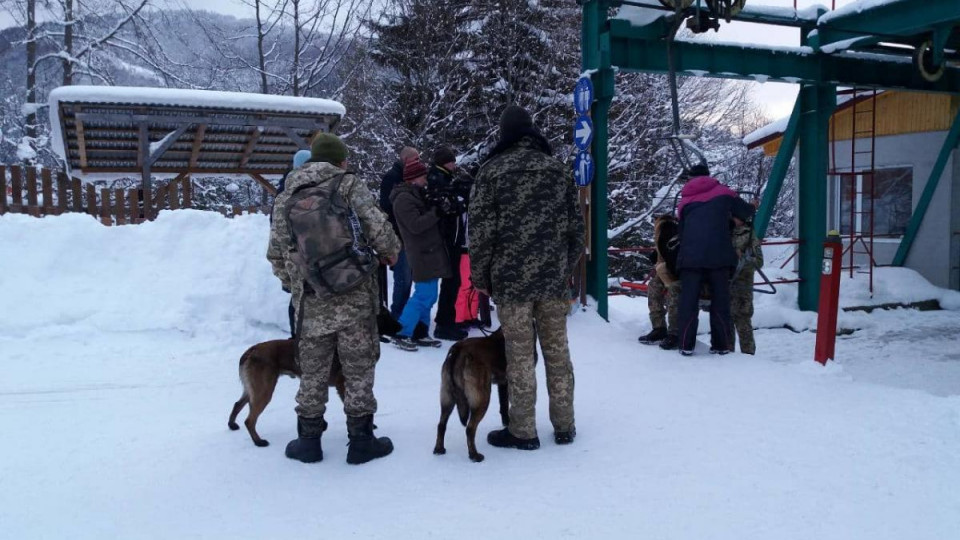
[48, 86, 344, 192]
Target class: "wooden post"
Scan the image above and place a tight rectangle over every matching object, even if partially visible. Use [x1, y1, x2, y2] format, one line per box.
[129, 189, 140, 224]
[142, 187, 152, 221]
[71, 178, 83, 212]
[233, 205, 242, 216]
[138, 121, 153, 221]
[154, 184, 167, 216]
[56, 172, 69, 215]
[114, 188, 126, 225]
[10, 165, 23, 212]
[182, 178, 192, 208]
[41, 168, 53, 215]
[86, 183, 97, 216]
[26, 167, 39, 217]
[99, 187, 111, 225]
[169, 179, 179, 210]
[0, 165, 7, 215]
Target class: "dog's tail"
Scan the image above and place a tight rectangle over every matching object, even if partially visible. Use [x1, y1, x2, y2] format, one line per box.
[443, 344, 471, 427]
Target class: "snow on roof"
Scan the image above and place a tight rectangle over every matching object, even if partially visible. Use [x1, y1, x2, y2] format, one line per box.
[743, 116, 790, 147]
[743, 92, 872, 147]
[611, 0, 669, 26]
[47, 86, 344, 173]
[48, 85, 345, 117]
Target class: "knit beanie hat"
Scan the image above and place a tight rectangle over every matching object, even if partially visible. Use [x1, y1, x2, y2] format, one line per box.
[292, 149, 312, 169]
[402, 157, 428, 182]
[310, 132, 348, 164]
[433, 146, 456, 166]
[499, 105, 533, 140]
[688, 163, 711, 178]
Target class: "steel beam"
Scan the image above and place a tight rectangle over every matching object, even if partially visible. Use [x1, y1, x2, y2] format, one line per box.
[892, 105, 960, 266]
[796, 84, 836, 311]
[611, 1, 822, 29]
[813, 0, 960, 53]
[754, 97, 802, 239]
[607, 36, 960, 93]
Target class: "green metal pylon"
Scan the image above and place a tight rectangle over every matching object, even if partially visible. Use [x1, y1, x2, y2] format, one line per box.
[796, 83, 836, 311]
[582, 0, 613, 321]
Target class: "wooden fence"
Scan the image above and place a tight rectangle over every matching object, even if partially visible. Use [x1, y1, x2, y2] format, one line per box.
[0, 164, 265, 225]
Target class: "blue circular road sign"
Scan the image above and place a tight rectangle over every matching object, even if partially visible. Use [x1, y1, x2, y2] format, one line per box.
[574, 151, 594, 187]
[574, 78, 594, 115]
[573, 115, 594, 152]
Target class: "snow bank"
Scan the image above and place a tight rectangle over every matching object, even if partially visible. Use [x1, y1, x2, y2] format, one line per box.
[0, 211, 288, 339]
[843, 267, 960, 310]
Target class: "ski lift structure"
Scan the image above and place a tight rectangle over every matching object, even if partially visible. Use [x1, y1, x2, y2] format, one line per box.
[579, 0, 960, 319]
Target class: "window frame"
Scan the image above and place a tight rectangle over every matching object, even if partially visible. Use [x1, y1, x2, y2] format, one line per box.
[828, 165, 913, 241]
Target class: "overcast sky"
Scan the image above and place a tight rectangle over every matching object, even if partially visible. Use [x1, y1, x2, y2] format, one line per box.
[1, 0, 857, 121]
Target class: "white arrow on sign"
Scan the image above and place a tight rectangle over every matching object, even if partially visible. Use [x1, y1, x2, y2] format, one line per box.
[574, 116, 593, 150]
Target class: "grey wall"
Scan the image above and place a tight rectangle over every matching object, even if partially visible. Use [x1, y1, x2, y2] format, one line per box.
[951, 147, 960, 290]
[814, 131, 957, 289]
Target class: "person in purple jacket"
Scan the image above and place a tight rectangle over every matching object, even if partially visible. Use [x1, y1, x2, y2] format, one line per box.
[675, 164, 756, 356]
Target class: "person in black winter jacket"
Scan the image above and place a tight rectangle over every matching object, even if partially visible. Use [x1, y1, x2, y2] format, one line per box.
[379, 147, 420, 320]
[427, 146, 471, 341]
[675, 165, 755, 356]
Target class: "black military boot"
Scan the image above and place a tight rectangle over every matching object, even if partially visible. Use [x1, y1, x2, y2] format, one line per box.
[638, 327, 667, 344]
[487, 428, 540, 450]
[285, 416, 326, 463]
[554, 428, 576, 445]
[346, 415, 394, 464]
[659, 333, 680, 350]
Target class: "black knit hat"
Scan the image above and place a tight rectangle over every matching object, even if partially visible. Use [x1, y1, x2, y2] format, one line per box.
[688, 163, 711, 177]
[433, 146, 456, 166]
[499, 105, 533, 140]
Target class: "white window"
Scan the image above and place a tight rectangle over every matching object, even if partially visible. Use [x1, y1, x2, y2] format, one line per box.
[828, 167, 912, 237]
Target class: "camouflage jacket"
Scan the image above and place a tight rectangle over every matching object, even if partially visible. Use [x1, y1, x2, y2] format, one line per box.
[267, 162, 400, 335]
[731, 224, 763, 286]
[469, 137, 585, 303]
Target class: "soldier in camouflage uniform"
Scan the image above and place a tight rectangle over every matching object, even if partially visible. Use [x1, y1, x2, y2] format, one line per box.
[267, 133, 401, 464]
[728, 219, 763, 355]
[641, 273, 681, 347]
[640, 214, 682, 349]
[469, 105, 585, 450]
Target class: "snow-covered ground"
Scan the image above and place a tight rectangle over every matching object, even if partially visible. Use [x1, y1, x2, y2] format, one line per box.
[2, 211, 960, 539]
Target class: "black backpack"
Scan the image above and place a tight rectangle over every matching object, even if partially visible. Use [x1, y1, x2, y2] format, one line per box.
[285, 174, 377, 295]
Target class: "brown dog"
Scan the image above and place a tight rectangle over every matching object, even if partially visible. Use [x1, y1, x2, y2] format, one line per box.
[433, 328, 510, 462]
[228, 306, 400, 447]
[227, 339, 345, 447]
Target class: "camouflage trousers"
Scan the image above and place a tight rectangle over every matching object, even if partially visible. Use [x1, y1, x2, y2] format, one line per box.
[498, 298, 575, 439]
[728, 279, 756, 355]
[648, 274, 680, 335]
[295, 310, 380, 419]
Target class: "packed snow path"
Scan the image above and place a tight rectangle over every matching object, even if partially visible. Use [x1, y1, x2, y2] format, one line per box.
[2, 212, 959, 539]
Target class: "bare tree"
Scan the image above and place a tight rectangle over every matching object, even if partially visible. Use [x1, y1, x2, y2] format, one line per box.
[25, 0, 37, 144]
[279, 0, 373, 97]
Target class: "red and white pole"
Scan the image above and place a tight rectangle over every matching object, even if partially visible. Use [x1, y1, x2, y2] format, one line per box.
[814, 231, 843, 365]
